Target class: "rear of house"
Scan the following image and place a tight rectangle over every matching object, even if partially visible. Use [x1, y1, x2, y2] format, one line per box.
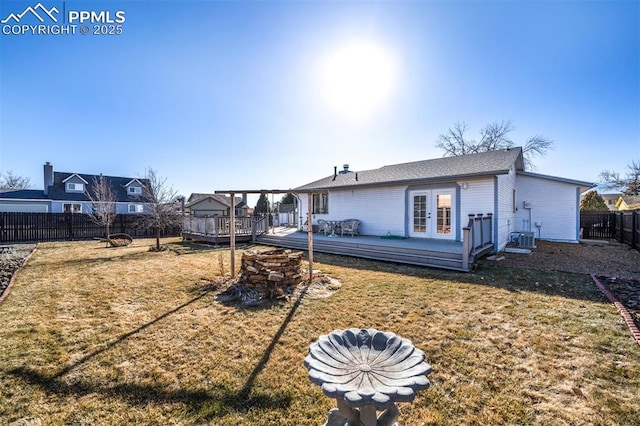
[294, 149, 592, 252]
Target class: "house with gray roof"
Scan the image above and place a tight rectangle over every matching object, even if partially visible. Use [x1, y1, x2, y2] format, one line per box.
[294, 147, 594, 251]
[0, 162, 151, 214]
[185, 193, 250, 217]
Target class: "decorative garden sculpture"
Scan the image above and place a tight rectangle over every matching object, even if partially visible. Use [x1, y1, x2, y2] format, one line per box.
[304, 328, 432, 426]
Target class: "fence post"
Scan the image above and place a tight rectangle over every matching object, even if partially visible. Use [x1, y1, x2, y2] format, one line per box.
[618, 212, 623, 244]
[633, 211, 638, 250]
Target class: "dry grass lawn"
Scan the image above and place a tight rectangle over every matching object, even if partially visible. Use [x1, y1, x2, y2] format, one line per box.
[1, 239, 639, 425]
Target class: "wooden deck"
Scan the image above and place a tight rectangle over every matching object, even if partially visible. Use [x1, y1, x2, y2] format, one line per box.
[256, 227, 493, 271]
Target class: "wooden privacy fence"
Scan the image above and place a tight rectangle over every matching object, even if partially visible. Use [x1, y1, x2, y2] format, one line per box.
[0, 212, 182, 243]
[580, 211, 640, 249]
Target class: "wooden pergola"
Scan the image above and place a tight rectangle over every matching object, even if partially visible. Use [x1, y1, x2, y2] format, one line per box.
[214, 189, 328, 282]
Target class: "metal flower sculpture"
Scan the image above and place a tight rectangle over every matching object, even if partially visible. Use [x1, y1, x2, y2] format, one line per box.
[304, 328, 432, 409]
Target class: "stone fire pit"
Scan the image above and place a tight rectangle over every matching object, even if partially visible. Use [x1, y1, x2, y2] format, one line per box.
[239, 249, 304, 299]
[305, 328, 432, 426]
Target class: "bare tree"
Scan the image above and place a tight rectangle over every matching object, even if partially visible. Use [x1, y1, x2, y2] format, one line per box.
[435, 120, 554, 170]
[85, 175, 118, 237]
[0, 171, 31, 190]
[139, 168, 182, 251]
[599, 159, 640, 195]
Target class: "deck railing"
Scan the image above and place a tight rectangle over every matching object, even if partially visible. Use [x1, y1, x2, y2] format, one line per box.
[462, 213, 493, 269]
[182, 214, 271, 241]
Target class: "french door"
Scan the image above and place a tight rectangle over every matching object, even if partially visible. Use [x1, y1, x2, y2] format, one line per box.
[409, 189, 454, 239]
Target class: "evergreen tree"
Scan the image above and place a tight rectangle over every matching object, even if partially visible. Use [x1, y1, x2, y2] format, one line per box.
[280, 193, 295, 204]
[255, 193, 270, 214]
[580, 191, 608, 212]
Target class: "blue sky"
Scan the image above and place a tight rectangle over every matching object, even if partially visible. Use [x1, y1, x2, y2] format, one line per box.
[1, 0, 638, 206]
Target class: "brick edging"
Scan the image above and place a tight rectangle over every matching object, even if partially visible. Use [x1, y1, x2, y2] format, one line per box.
[0, 243, 39, 305]
[591, 273, 640, 347]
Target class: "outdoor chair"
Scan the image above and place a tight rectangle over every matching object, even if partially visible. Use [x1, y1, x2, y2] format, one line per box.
[317, 219, 331, 235]
[340, 219, 360, 237]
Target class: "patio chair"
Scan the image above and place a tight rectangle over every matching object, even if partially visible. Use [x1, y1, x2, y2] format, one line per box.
[317, 219, 331, 235]
[340, 219, 360, 237]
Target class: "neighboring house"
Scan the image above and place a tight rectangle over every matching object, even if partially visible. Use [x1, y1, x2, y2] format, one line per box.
[0, 162, 150, 214]
[185, 193, 250, 217]
[615, 195, 640, 211]
[581, 184, 624, 211]
[294, 148, 594, 252]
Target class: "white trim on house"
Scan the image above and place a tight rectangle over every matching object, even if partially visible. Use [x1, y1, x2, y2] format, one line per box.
[66, 182, 85, 192]
[62, 174, 89, 184]
[128, 203, 144, 213]
[63, 202, 82, 213]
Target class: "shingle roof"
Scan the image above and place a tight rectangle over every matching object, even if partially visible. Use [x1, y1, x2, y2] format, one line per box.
[47, 172, 150, 202]
[295, 148, 525, 191]
[0, 172, 151, 202]
[0, 189, 49, 200]
[619, 195, 640, 209]
[186, 193, 247, 208]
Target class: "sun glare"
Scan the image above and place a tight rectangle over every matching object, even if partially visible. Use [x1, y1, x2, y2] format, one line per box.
[318, 40, 397, 120]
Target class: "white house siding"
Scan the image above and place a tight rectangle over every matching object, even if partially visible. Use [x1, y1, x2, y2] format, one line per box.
[515, 174, 580, 242]
[495, 169, 518, 250]
[299, 187, 407, 236]
[458, 178, 495, 238]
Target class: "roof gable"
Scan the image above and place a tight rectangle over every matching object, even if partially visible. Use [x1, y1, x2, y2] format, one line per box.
[124, 179, 144, 187]
[51, 172, 150, 202]
[62, 173, 88, 184]
[186, 193, 247, 208]
[295, 148, 525, 191]
[616, 195, 640, 210]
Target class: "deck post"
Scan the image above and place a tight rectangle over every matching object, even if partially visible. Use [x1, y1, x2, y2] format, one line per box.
[476, 213, 483, 251]
[251, 216, 257, 242]
[462, 227, 470, 270]
[307, 194, 314, 282]
[230, 193, 236, 279]
[213, 215, 220, 247]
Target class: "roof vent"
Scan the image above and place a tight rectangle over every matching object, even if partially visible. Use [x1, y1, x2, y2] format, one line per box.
[341, 164, 350, 174]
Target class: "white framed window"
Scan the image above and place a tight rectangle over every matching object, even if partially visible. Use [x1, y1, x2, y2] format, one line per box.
[63, 203, 82, 213]
[312, 193, 328, 214]
[66, 183, 84, 192]
[128, 186, 142, 194]
[128, 204, 144, 213]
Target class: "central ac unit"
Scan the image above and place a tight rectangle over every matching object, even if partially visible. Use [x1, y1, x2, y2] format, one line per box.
[518, 231, 536, 249]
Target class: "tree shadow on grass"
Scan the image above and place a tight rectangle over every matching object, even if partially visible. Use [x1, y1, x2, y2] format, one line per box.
[8, 365, 290, 419]
[7, 280, 310, 420]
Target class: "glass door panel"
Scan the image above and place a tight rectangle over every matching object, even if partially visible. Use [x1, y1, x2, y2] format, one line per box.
[436, 194, 452, 235]
[413, 195, 427, 233]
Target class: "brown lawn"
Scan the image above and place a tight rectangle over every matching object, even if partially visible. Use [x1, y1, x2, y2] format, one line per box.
[0, 239, 638, 425]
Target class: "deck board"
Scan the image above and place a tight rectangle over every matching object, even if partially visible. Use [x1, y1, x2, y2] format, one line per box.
[256, 228, 473, 271]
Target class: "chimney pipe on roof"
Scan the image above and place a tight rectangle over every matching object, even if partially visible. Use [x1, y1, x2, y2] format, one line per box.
[43, 162, 53, 195]
[333, 166, 337, 181]
[342, 164, 349, 173]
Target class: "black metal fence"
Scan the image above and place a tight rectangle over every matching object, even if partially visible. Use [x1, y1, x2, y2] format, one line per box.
[580, 211, 639, 249]
[0, 212, 182, 243]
